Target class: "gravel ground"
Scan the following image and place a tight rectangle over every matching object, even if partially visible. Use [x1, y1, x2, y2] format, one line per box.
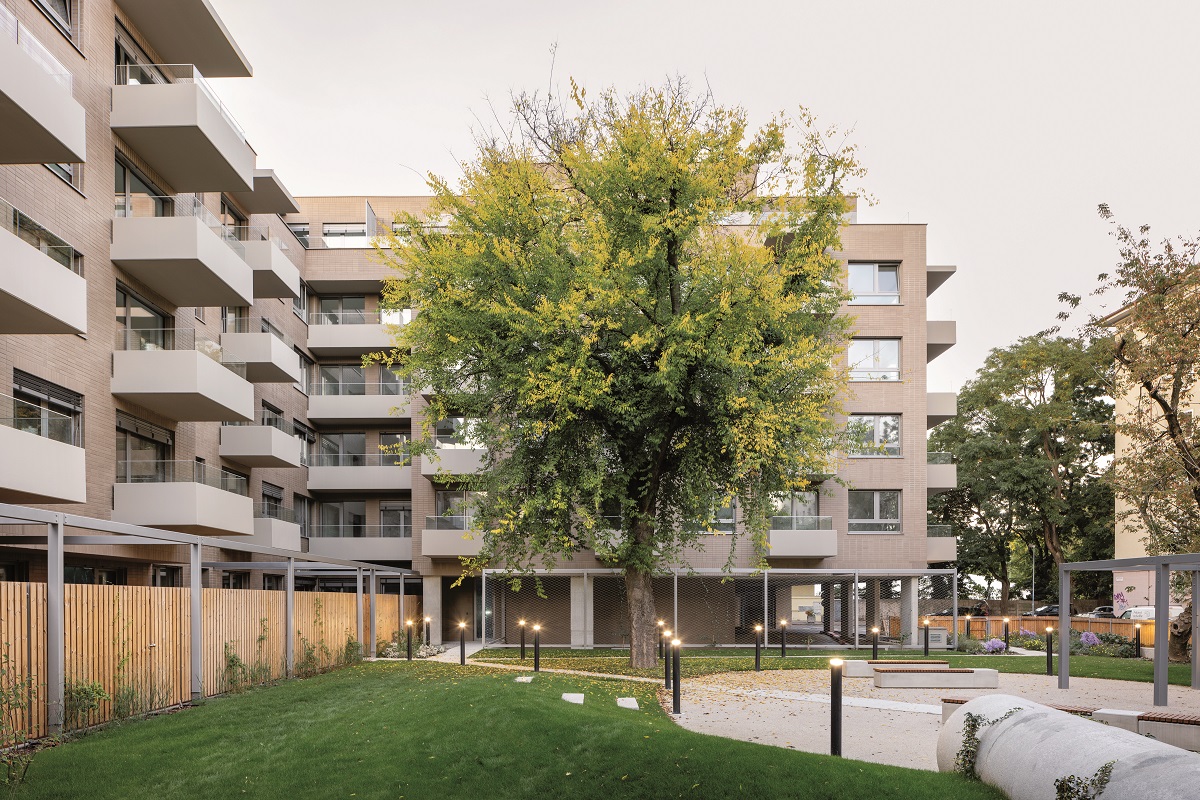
[669, 668, 1200, 771]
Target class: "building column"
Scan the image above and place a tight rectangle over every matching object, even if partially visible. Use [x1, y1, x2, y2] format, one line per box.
[821, 582, 833, 634]
[46, 516, 64, 735]
[900, 577, 919, 648]
[570, 575, 593, 649]
[423, 575, 443, 645]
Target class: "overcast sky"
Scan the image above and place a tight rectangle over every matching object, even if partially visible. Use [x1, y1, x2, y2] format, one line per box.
[207, 1, 1200, 393]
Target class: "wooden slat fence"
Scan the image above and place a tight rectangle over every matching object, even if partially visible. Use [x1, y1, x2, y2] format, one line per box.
[294, 591, 359, 672]
[370, 594, 403, 649]
[0, 582, 46, 738]
[201, 588, 287, 696]
[923, 615, 1159, 646]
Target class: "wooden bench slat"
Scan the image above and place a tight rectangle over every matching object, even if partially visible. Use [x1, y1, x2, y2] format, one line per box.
[1139, 712, 1200, 726]
[875, 668, 974, 674]
[867, 660, 948, 665]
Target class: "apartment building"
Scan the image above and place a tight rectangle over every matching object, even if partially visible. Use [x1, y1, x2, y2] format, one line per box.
[0, 0, 958, 643]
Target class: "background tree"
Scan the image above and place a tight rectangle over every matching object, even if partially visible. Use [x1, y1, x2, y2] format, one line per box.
[1069, 205, 1200, 660]
[375, 79, 863, 667]
[929, 334, 1114, 615]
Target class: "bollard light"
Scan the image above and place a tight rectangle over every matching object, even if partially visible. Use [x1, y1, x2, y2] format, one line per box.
[459, 621, 467, 666]
[1003, 617, 1010, 649]
[1045, 627, 1053, 676]
[965, 614, 972, 639]
[664, 630, 673, 689]
[923, 619, 931, 658]
[871, 626, 880, 660]
[533, 624, 542, 672]
[671, 638, 682, 714]
[1134, 623, 1142, 658]
[754, 624, 763, 672]
[519, 619, 527, 660]
[829, 658, 844, 757]
[424, 616, 432, 646]
[780, 619, 788, 658]
[658, 619, 665, 659]
[405, 619, 413, 661]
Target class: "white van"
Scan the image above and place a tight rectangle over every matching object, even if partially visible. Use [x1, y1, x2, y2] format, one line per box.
[1119, 605, 1184, 620]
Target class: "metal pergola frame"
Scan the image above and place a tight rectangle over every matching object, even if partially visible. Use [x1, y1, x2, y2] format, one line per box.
[1058, 553, 1200, 706]
[0, 502, 414, 734]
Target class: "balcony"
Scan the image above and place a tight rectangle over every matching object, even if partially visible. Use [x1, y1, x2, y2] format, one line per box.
[0, 195, 86, 334]
[927, 264, 956, 296]
[306, 381, 410, 424]
[766, 516, 837, 558]
[110, 195, 254, 307]
[112, 460, 253, 536]
[113, 0, 252, 77]
[229, 169, 298, 215]
[927, 452, 958, 494]
[927, 392, 958, 429]
[219, 422, 304, 468]
[0, 6, 85, 163]
[926, 524, 958, 562]
[239, 231, 300, 300]
[303, 247, 393, 293]
[306, 311, 395, 357]
[111, 64, 255, 192]
[218, 324, 301, 383]
[0, 392, 85, 503]
[111, 328, 253, 422]
[238, 504, 302, 550]
[420, 443, 487, 478]
[927, 320, 957, 362]
[307, 525, 413, 562]
[421, 517, 483, 558]
[307, 455, 412, 492]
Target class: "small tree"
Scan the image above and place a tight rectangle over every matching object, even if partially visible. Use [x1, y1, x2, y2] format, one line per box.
[375, 79, 863, 667]
[1067, 205, 1200, 660]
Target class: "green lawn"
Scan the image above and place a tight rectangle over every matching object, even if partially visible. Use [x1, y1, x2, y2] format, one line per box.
[18, 662, 1002, 800]
[474, 647, 1197, 684]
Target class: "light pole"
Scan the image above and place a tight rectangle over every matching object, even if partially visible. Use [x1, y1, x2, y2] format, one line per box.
[518, 619, 527, 660]
[1134, 623, 1142, 657]
[754, 624, 763, 671]
[871, 627, 879, 660]
[1045, 627, 1053, 675]
[424, 616, 432, 646]
[829, 658, 843, 757]
[1003, 617, 1010, 650]
[923, 619, 931, 657]
[533, 624, 541, 672]
[459, 621, 467, 666]
[780, 619, 788, 658]
[965, 614, 972, 640]
[671, 638, 681, 715]
[657, 620, 665, 659]
[405, 619, 413, 661]
[663, 630, 673, 688]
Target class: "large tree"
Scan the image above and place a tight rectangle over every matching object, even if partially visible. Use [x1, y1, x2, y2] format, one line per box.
[375, 79, 863, 667]
[929, 334, 1114, 615]
[1068, 205, 1200, 660]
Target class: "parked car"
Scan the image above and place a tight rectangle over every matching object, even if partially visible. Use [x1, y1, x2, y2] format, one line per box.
[1119, 605, 1184, 621]
[1082, 605, 1115, 618]
[928, 606, 976, 617]
[1020, 604, 1078, 617]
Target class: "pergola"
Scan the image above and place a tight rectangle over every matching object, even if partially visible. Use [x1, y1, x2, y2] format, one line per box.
[0, 502, 413, 734]
[1058, 553, 1200, 706]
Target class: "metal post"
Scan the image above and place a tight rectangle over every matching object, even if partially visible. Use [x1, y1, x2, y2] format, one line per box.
[369, 570, 377, 659]
[658, 621, 664, 660]
[754, 625, 762, 671]
[286, 558, 295, 677]
[459, 622, 466, 666]
[853, 572, 860, 649]
[872, 627, 879, 660]
[1031, 546, 1036, 615]
[763, 572, 770, 648]
[190, 542, 202, 700]
[533, 625, 541, 673]
[1192, 571, 1200, 690]
[355, 568, 364, 657]
[673, 570, 679, 634]
[923, 619, 930, 657]
[1154, 562, 1170, 706]
[400, 576, 405, 639]
[780, 620, 787, 658]
[830, 659, 843, 757]
[1046, 628, 1053, 676]
[480, 569, 487, 649]
[952, 570, 960, 649]
[1003, 618, 1010, 650]
[671, 639, 681, 714]
[1135, 624, 1142, 657]
[46, 516, 64, 735]
[406, 621, 413, 661]
[1058, 567, 1070, 690]
[519, 620, 526, 660]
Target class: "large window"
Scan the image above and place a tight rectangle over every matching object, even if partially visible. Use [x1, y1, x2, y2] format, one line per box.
[434, 417, 479, 449]
[293, 280, 309, 319]
[12, 371, 82, 446]
[381, 366, 408, 395]
[35, 0, 72, 35]
[286, 224, 310, 248]
[260, 402, 285, 430]
[433, 489, 478, 528]
[294, 493, 312, 537]
[848, 263, 900, 305]
[317, 364, 364, 396]
[115, 413, 172, 483]
[848, 339, 900, 381]
[316, 296, 366, 324]
[848, 414, 901, 457]
[319, 501, 366, 537]
[114, 158, 168, 218]
[295, 348, 314, 393]
[380, 502, 412, 537]
[152, 566, 182, 588]
[317, 432, 365, 466]
[380, 432, 411, 466]
[322, 223, 367, 248]
[293, 422, 315, 466]
[848, 490, 901, 532]
[115, 284, 169, 350]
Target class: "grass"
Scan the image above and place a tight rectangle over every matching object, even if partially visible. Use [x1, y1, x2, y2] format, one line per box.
[16, 662, 1003, 800]
[473, 647, 1199, 683]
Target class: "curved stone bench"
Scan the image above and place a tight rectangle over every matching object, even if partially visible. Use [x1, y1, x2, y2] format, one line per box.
[874, 667, 998, 689]
[937, 694, 1200, 800]
[843, 659, 949, 678]
[942, 696, 1096, 723]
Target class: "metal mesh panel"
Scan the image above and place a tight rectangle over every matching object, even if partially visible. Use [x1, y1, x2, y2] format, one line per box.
[483, 575, 573, 646]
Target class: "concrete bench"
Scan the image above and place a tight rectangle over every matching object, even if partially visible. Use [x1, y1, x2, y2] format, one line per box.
[843, 659, 949, 678]
[874, 667, 998, 689]
[942, 696, 1097, 723]
[1138, 711, 1200, 751]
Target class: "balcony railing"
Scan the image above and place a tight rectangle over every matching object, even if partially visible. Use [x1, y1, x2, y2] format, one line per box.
[850, 368, 901, 381]
[228, 225, 286, 251]
[115, 459, 249, 496]
[307, 380, 411, 397]
[0, 5, 72, 91]
[434, 435, 483, 450]
[223, 415, 290, 433]
[769, 515, 834, 531]
[307, 310, 392, 326]
[221, 316, 295, 348]
[253, 503, 298, 524]
[113, 193, 245, 260]
[116, 327, 248, 378]
[311, 453, 411, 467]
[928, 452, 955, 465]
[113, 63, 246, 143]
[927, 524, 954, 538]
[425, 515, 473, 531]
[310, 524, 412, 538]
[0, 391, 77, 446]
[1, 194, 79, 273]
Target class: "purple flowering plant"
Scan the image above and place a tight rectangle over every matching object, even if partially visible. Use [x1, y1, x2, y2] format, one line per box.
[983, 638, 1007, 654]
[1080, 631, 1100, 647]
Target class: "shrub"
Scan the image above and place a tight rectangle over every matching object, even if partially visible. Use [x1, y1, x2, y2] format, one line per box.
[63, 679, 109, 732]
[1080, 631, 1101, 647]
[982, 638, 1007, 654]
[956, 635, 984, 654]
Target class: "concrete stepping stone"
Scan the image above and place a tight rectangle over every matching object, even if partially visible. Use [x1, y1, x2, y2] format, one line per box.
[562, 693, 585, 704]
[514, 676, 533, 683]
[616, 697, 639, 710]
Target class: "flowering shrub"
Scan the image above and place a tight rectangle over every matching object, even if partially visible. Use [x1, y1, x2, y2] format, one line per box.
[982, 638, 1007, 654]
[1019, 629, 1037, 638]
[415, 644, 445, 659]
[1080, 631, 1101, 647]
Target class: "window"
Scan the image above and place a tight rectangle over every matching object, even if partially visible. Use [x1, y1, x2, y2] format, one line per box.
[46, 162, 83, 192]
[261, 482, 284, 518]
[708, 501, 736, 534]
[848, 339, 900, 381]
[848, 490, 901, 532]
[318, 365, 364, 396]
[293, 280, 309, 320]
[220, 197, 247, 237]
[65, 566, 127, 585]
[221, 306, 249, 333]
[114, 158, 168, 218]
[771, 492, 820, 517]
[316, 296, 365, 324]
[381, 307, 412, 326]
[848, 263, 900, 305]
[294, 494, 312, 537]
[317, 433, 365, 466]
[261, 402, 284, 430]
[152, 566, 182, 588]
[319, 501, 366, 537]
[115, 284, 169, 350]
[381, 366, 408, 396]
[294, 348, 313, 393]
[263, 574, 284, 591]
[848, 414, 901, 457]
[115, 413, 172, 483]
[35, 0, 71, 35]
[12, 371, 82, 446]
[222, 572, 250, 590]
[322, 223, 367, 248]
[293, 422, 315, 466]
[434, 417, 478, 449]
[380, 502, 412, 537]
[434, 490, 478, 528]
[0, 562, 29, 582]
[115, 29, 165, 85]
[380, 432, 411, 466]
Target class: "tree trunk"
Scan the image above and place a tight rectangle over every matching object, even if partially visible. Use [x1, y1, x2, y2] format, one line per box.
[625, 567, 659, 669]
[1169, 600, 1193, 663]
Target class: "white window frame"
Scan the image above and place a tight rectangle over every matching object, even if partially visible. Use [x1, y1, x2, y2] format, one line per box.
[847, 490, 901, 533]
[849, 339, 901, 382]
[847, 263, 900, 305]
[848, 414, 901, 457]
